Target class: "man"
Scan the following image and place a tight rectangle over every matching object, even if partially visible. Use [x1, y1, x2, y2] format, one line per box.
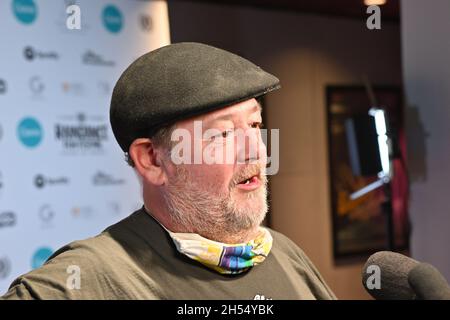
[2, 42, 336, 300]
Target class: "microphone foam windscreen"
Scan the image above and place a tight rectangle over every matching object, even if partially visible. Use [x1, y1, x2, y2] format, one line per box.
[408, 263, 450, 300]
[362, 251, 419, 300]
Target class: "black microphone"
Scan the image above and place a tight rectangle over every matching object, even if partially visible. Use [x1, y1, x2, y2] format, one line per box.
[408, 262, 450, 300]
[362, 251, 450, 300]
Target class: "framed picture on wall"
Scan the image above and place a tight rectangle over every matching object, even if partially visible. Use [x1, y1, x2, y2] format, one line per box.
[326, 85, 410, 260]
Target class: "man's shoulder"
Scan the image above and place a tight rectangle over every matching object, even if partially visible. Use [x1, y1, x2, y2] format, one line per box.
[1, 233, 120, 299]
[266, 227, 307, 257]
[47, 232, 123, 267]
[265, 227, 321, 275]
[265, 227, 338, 299]
[1, 209, 156, 299]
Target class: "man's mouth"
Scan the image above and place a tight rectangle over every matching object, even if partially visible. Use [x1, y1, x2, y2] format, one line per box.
[236, 175, 261, 191]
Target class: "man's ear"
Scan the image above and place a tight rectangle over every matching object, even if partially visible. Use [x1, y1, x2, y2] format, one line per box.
[129, 138, 166, 186]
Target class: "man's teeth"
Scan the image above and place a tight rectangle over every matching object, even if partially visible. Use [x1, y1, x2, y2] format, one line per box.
[243, 176, 256, 184]
[238, 175, 258, 185]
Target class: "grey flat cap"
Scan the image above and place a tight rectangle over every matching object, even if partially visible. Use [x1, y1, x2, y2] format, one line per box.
[110, 42, 280, 152]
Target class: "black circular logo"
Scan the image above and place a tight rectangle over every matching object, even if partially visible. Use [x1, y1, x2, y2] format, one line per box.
[24, 46, 35, 61]
[0, 79, 6, 94]
[34, 175, 45, 188]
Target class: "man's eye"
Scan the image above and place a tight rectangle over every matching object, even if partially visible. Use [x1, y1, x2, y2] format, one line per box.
[211, 129, 233, 141]
[251, 122, 264, 129]
[220, 129, 233, 138]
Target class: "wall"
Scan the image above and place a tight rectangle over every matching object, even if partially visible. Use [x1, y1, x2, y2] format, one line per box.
[169, 1, 402, 299]
[401, 0, 450, 282]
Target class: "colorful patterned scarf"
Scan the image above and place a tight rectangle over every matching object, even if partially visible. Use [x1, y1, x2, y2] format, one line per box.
[166, 227, 273, 275]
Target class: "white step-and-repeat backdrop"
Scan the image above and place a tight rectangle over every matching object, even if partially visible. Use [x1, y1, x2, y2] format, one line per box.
[0, 0, 170, 294]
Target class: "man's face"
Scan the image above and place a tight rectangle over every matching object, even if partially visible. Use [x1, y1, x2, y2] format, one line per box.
[160, 98, 269, 242]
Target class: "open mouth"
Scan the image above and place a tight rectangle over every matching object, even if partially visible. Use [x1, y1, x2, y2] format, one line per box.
[236, 174, 261, 190]
[239, 175, 258, 185]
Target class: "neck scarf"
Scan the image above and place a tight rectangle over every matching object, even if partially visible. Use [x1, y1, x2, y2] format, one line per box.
[167, 227, 273, 274]
[144, 207, 273, 274]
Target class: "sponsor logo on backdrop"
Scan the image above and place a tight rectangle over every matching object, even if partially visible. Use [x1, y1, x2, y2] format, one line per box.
[62, 81, 85, 96]
[17, 117, 43, 148]
[24, 46, 59, 61]
[55, 113, 108, 155]
[140, 14, 152, 32]
[38, 204, 55, 227]
[0, 172, 3, 200]
[34, 174, 69, 189]
[71, 205, 95, 219]
[0, 79, 7, 94]
[0, 171, 3, 197]
[92, 171, 126, 186]
[0, 211, 17, 229]
[82, 50, 115, 67]
[31, 247, 53, 269]
[12, 0, 37, 25]
[102, 5, 123, 34]
[0, 256, 11, 280]
[23, 46, 34, 60]
[29, 75, 45, 97]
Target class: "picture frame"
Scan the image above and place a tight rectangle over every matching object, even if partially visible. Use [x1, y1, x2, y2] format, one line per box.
[326, 85, 410, 260]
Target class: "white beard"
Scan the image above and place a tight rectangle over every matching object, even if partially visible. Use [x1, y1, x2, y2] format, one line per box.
[162, 165, 268, 242]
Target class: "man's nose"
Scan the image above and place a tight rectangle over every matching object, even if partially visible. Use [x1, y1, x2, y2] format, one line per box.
[236, 128, 267, 164]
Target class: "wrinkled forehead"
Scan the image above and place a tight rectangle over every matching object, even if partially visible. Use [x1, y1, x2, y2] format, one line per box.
[177, 98, 262, 128]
